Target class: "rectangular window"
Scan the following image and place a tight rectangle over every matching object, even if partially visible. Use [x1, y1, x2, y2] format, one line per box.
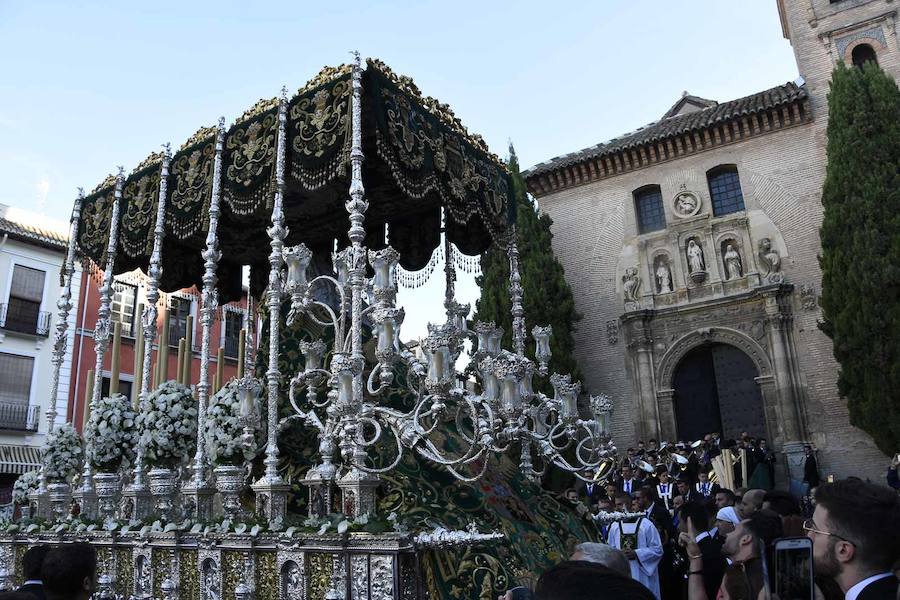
[111, 282, 138, 337]
[0, 353, 35, 430]
[4, 265, 44, 334]
[708, 168, 746, 216]
[100, 376, 133, 400]
[635, 187, 667, 233]
[223, 311, 243, 359]
[168, 296, 192, 346]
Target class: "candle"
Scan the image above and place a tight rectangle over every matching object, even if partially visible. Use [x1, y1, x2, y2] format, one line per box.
[109, 321, 122, 396]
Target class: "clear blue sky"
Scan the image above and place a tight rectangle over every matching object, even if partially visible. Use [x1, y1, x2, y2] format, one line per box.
[0, 0, 799, 339]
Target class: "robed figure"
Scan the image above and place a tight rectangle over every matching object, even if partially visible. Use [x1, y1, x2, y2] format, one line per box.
[608, 517, 664, 599]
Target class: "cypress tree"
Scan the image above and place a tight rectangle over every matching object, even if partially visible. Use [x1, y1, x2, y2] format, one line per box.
[819, 61, 900, 455]
[474, 143, 584, 393]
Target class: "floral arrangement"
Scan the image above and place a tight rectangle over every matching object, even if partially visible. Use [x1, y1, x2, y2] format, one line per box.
[41, 422, 83, 482]
[85, 393, 138, 471]
[135, 380, 198, 469]
[12, 470, 39, 505]
[204, 378, 262, 466]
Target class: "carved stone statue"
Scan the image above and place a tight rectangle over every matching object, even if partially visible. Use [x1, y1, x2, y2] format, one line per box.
[673, 191, 700, 217]
[724, 244, 742, 279]
[655, 260, 672, 293]
[758, 238, 782, 282]
[203, 564, 220, 600]
[622, 267, 641, 302]
[687, 240, 705, 273]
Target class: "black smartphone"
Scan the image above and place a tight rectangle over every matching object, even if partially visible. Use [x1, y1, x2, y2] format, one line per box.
[774, 537, 814, 600]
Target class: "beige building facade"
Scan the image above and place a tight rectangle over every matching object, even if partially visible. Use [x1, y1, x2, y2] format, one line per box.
[525, 0, 899, 483]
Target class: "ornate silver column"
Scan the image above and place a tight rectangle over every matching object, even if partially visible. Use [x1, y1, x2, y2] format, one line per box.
[183, 118, 226, 520]
[336, 52, 380, 518]
[30, 191, 84, 519]
[123, 145, 172, 521]
[252, 88, 291, 528]
[507, 228, 526, 357]
[74, 167, 124, 519]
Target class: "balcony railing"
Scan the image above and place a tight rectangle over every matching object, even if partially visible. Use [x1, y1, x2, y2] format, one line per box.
[0, 403, 40, 432]
[0, 302, 51, 337]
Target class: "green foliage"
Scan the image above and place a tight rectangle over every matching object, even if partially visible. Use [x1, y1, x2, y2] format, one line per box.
[474, 143, 584, 392]
[819, 61, 900, 455]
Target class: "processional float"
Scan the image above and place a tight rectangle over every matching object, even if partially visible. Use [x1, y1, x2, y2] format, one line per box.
[1, 55, 617, 599]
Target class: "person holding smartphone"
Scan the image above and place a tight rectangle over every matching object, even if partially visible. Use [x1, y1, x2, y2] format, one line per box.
[806, 479, 900, 600]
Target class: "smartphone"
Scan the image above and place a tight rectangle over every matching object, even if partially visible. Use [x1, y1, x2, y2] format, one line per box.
[774, 537, 814, 600]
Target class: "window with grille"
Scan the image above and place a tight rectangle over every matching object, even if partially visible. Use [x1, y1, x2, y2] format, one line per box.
[707, 166, 746, 216]
[634, 186, 666, 233]
[168, 296, 192, 346]
[5, 265, 44, 334]
[111, 282, 137, 337]
[223, 311, 243, 359]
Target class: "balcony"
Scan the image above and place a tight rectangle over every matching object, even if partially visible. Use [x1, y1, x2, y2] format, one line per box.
[0, 302, 51, 337]
[0, 403, 40, 432]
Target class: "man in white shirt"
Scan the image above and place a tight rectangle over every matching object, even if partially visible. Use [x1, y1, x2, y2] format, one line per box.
[807, 479, 900, 600]
[608, 493, 663, 599]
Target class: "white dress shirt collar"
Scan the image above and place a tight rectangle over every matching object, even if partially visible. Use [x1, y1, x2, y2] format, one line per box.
[845, 572, 893, 600]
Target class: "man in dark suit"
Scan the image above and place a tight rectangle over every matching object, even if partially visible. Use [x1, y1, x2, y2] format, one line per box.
[617, 463, 642, 496]
[803, 445, 821, 491]
[18, 544, 49, 600]
[809, 479, 900, 600]
[677, 501, 726, 600]
[576, 472, 606, 509]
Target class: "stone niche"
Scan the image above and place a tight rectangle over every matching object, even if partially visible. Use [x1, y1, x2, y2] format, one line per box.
[617, 202, 788, 311]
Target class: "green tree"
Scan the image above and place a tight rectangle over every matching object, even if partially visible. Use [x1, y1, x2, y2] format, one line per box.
[819, 62, 900, 455]
[474, 143, 584, 393]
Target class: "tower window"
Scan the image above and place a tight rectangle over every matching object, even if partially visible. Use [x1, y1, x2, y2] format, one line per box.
[851, 44, 878, 69]
[707, 166, 745, 216]
[634, 185, 666, 233]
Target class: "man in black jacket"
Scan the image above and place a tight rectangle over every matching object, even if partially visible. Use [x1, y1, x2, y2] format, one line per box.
[809, 479, 900, 600]
[17, 544, 49, 600]
[677, 501, 726, 600]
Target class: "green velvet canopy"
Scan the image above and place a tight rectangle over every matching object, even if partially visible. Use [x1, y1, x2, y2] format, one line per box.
[77, 60, 514, 301]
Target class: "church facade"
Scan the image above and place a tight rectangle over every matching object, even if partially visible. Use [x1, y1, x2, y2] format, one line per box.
[524, 0, 899, 483]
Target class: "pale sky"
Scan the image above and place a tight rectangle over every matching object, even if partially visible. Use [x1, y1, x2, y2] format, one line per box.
[0, 0, 799, 340]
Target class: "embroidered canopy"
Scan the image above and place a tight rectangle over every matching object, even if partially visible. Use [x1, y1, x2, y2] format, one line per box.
[77, 59, 514, 301]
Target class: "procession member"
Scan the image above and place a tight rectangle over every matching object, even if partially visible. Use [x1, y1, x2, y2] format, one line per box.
[655, 466, 675, 513]
[677, 503, 726, 600]
[608, 494, 664, 599]
[636, 486, 679, 600]
[576, 470, 605, 508]
[618, 463, 642, 496]
[695, 470, 719, 500]
[532, 561, 656, 600]
[570, 542, 631, 579]
[41, 544, 97, 600]
[676, 477, 695, 505]
[808, 479, 900, 600]
[803, 445, 821, 492]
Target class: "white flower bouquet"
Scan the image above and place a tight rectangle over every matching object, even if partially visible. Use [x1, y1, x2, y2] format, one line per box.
[205, 378, 263, 466]
[85, 393, 138, 471]
[12, 470, 39, 505]
[41, 422, 83, 482]
[135, 380, 198, 469]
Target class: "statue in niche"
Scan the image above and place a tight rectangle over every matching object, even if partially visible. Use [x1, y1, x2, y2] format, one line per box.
[203, 563, 221, 600]
[283, 562, 303, 597]
[622, 267, 641, 302]
[757, 238, 783, 282]
[724, 244, 743, 279]
[655, 259, 673, 293]
[687, 240, 705, 273]
[311, 487, 326, 518]
[343, 491, 355, 516]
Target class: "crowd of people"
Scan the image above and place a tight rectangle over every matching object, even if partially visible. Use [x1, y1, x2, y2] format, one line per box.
[0, 543, 94, 600]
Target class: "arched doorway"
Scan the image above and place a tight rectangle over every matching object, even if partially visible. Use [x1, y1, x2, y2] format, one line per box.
[672, 343, 767, 442]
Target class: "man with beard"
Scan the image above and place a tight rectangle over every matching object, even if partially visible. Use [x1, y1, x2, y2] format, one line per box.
[806, 479, 900, 600]
[679, 509, 782, 600]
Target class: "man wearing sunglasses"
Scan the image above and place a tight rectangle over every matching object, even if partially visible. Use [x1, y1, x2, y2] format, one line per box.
[806, 479, 900, 600]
